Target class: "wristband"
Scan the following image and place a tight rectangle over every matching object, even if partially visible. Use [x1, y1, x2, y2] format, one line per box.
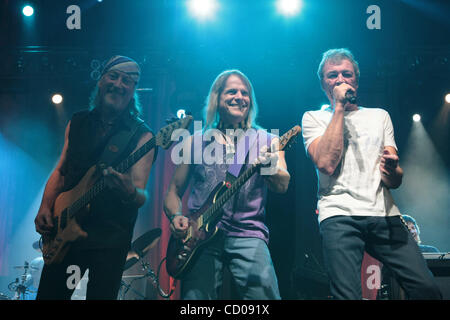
[168, 212, 183, 223]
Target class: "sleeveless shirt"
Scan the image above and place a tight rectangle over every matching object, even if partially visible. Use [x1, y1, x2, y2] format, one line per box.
[187, 129, 275, 244]
[60, 108, 154, 250]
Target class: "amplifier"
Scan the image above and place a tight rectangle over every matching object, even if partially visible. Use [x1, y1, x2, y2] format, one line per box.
[423, 252, 450, 299]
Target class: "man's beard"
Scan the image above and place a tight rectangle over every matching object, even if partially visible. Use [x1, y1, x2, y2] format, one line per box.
[100, 88, 128, 111]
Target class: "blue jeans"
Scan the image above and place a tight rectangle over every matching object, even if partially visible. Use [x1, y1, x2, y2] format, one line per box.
[320, 215, 442, 300]
[181, 232, 281, 300]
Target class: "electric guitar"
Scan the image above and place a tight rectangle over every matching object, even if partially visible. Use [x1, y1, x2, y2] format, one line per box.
[166, 125, 301, 279]
[42, 115, 193, 265]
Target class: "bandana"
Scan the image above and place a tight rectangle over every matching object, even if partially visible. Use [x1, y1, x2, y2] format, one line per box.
[102, 55, 140, 83]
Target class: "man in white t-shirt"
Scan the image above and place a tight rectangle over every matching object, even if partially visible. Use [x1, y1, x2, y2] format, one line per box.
[301, 48, 441, 299]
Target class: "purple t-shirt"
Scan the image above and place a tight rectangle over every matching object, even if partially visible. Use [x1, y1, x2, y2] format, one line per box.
[187, 129, 274, 244]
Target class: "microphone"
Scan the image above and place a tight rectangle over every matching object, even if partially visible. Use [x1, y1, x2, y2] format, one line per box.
[345, 90, 357, 104]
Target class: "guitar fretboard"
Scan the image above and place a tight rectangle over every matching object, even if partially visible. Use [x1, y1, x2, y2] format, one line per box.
[68, 137, 156, 217]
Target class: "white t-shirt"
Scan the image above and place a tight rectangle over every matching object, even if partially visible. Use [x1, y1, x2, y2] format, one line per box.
[301, 106, 401, 223]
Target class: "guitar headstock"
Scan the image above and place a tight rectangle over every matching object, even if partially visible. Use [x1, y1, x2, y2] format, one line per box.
[277, 125, 302, 151]
[156, 115, 193, 149]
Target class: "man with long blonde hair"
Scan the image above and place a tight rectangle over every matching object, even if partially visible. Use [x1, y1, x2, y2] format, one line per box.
[203, 70, 259, 131]
[164, 69, 290, 299]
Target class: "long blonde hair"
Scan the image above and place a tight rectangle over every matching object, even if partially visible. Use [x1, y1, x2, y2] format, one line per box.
[203, 70, 260, 130]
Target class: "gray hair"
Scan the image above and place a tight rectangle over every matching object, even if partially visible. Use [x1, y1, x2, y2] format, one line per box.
[317, 48, 360, 83]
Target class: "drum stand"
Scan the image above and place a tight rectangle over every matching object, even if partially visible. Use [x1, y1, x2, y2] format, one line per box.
[119, 253, 172, 300]
[8, 261, 30, 300]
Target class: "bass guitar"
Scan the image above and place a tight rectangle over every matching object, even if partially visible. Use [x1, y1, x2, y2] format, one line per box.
[166, 125, 301, 278]
[42, 115, 193, 265]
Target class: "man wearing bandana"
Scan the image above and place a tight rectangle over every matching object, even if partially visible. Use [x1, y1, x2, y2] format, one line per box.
[34, 56, 157, 300]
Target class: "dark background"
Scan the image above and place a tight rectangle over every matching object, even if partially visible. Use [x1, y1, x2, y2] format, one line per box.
[0, 0, 449, 299]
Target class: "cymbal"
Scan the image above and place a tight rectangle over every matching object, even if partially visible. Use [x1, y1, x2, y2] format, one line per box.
[123, 255, 139, 271]
[131, 228, 161, 255]
[13, 262, 29, 270]
[123, 228, 161, 271]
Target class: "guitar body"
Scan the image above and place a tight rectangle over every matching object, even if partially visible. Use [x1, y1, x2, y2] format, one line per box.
[42, 166, 98, 265]
[166, 182, 228, 279]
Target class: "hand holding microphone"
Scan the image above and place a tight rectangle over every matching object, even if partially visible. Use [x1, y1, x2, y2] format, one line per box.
[345, 89, 357, 104]
[333, 83, 357, 109]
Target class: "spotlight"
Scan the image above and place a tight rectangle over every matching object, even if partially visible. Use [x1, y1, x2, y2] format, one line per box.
[445, 93, 450, 104]
[187, 0, 219, 20]
[177, 109, 186, 119]
[52, 94, 63, 105]
[276, 0, 303, 17]
[22, 5, 34, 17]
[412, 114, 421, 122]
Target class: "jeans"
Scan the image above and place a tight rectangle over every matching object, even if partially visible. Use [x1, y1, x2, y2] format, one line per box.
[181, 232, 281, 300]
[320, 215, 442, 300]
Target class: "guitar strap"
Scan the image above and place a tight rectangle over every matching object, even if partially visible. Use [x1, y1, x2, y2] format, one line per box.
[226, 129, 265, 183]
[96, 115, 145, 173]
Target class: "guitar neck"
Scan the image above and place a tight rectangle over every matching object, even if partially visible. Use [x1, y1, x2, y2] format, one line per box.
[115, 136, 156, 174]
[68, 137, 156, 217]
[202, 164, 260, 225]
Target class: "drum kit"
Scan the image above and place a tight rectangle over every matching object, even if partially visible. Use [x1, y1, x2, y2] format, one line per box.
[0, 241, 44, 300]
[0, 228, 173, 300]
[1, 261, 35, 300]
[119, 228, 174, 300]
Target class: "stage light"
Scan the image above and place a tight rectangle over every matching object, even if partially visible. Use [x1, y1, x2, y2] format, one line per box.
[52, 94, 63, 105]
[187, 0, 219, 20]
[413, 114, 421, 122]
[22, 5, 34, 17]
[276, 0, 303, 17]
[177, 109, 186, 119]
[445, 93, 450, 104]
